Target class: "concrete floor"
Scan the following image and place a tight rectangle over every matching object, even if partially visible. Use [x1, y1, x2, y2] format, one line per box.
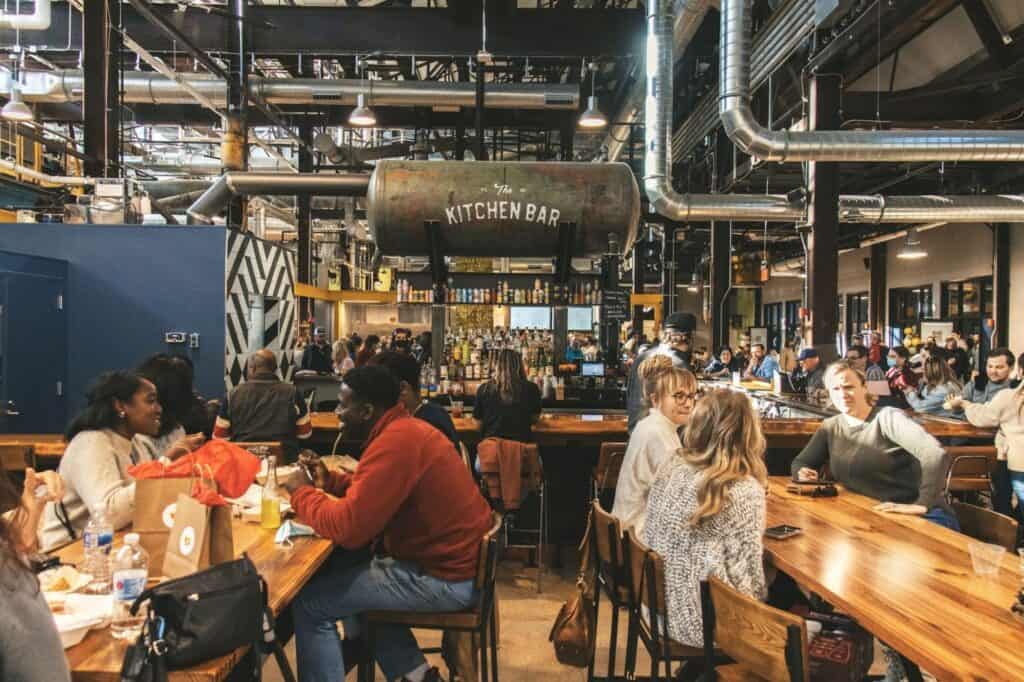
[264, 558, 906, 681]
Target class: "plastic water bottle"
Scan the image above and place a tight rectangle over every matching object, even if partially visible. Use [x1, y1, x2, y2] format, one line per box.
[110, 533, 149, 640]
[81, 506, 114, 594]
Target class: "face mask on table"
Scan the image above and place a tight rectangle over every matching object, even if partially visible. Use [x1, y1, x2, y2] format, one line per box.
[275, 520, 316, 546]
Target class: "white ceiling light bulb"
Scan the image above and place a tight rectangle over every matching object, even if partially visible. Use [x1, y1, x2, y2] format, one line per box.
[578, 95, 607, 129]
[348, 92, 377, 127]
[896, 227, 927, 260]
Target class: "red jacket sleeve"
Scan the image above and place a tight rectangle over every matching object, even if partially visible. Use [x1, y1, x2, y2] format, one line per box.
[290, 428, 422, 549]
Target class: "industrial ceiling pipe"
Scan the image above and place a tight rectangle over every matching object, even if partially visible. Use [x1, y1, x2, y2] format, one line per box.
[718, 0, 1024, 161]
[187, 172, 369, 223]
[0, 157, 95, 186]
[642, 0, 1024, 223]
[16, 70, 580, 110]
[0, 0, 51, 30]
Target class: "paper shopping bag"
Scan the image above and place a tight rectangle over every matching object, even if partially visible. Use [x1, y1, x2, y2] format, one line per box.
[162, 493, 235, 579]
[134, 478, 194, 577]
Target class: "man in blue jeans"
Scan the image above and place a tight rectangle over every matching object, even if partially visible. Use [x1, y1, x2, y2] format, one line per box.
[281, 366, 493, 682]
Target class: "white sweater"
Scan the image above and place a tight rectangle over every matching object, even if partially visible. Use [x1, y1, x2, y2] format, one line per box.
[612, 408, 681, 537]
[644, 459, 767, 647]
[964, 387, 1024, 471]
[39, 429, 152, 551]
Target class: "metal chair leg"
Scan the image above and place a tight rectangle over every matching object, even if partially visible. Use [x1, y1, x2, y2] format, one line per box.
[587, 581, 602, 682]
[490, 604, 499, 682]
[536, 481, 546, 593]
[624, 610, 638, 681]
[608, 603, 619, 681]
[480, 622, 490, 682]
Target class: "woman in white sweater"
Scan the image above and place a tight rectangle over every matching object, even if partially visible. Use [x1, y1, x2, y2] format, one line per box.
[644, 389, 768, 647]
[949, 385, 1024, 509]
[612, 361, 697, 536]
[39, 371, 163, 551]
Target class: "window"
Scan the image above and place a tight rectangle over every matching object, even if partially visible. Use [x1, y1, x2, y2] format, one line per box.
[846, 292, 869, 344]
[889, 285, 933, 346]
[941, 276, 993, 337]
[784, 300, 801, 343]
[763, 302, 783, 351]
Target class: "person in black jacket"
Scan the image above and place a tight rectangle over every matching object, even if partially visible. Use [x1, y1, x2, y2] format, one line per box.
[301, 328, 334, 374]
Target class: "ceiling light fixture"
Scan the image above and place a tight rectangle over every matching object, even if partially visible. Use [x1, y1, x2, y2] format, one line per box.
[348, 58, 376, 128]
[2, 84, 32, 122]
[896, 227, 927, 260]
[686, 272, 699, 292]
[578, 62, 606, 130]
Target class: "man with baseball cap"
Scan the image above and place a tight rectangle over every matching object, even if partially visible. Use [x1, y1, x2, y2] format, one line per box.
[625, 312, 696, 432]
[791, 348, 825, 395]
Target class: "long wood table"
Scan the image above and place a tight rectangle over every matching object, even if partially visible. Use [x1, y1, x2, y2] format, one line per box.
[56, 520, 334, 682]
[765, 477, 1024, 681]
[0, 432, 66, 457]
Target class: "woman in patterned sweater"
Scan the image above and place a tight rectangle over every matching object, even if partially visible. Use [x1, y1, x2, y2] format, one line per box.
[643, 389, 768, 647]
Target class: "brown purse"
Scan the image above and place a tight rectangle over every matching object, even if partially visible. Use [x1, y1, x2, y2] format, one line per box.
[548, 510, 597, 667]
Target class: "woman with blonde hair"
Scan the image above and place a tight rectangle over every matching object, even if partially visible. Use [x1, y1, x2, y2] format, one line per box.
[643, 389, 768, 647]
[612, 362, 697, 535]
[904, 354, 961, 417]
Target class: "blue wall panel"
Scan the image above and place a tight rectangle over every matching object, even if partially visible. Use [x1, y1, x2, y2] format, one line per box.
[0, 224, 226, 424]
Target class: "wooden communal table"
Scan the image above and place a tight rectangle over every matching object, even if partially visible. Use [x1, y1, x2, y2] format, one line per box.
[56, 521, 334, 682]
[765, 477, 1024, 681]
[0, 432, 66, 457]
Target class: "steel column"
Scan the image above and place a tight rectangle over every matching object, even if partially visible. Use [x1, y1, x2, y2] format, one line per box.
[298, 125, 314, 322]
[806, 75, 841, 358]
[869, 242, 887, 335]
[709, 221, 730, 352]
[994, 223, 1010, 347]
[475, 61, 486, 160]
[225, 0, 248, 228]
[82, 0, 119, 177]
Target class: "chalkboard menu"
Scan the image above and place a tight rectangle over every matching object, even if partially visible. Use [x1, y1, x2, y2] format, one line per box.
[602, 288, 630, 322]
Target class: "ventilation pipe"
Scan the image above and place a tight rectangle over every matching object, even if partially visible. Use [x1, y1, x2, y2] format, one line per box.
[0, 0, 51, 31]
[187, 172, 369, 223]
[16, 70, 579, 110]
[643, 0, 1024, 223]
[605, 0, 715, 162]
[718, 0, 1024, 162]
[0, 158, 95, 186]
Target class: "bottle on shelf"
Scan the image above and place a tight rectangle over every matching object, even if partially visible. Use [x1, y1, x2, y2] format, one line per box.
[110, 533, 149, 640]
[82, 506, 114, 594]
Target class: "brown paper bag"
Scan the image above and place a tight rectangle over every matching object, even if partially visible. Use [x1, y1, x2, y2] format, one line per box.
[134, 478, 194, 577]
[162, 493, 235, 579]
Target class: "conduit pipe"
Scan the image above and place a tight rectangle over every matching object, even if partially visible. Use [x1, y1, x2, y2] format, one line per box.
[0, 158, 95, 186]
[187, 172, 369, 223]
[718, 0, 1024, 161]
[0, 0, 51, 30]
[643, 0, 1024, 223]
[16, 70, 580, 110]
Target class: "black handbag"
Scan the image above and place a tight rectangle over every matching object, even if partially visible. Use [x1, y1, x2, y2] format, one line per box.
[120, 554, 295, 682]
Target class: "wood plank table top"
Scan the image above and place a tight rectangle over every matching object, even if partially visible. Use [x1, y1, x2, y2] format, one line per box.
[55, 520, 334, 682]
[765, 476, 1024, 681]
[0, 433, 66, 457]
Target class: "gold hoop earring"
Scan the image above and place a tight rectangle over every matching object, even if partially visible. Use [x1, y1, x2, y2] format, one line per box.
[119, 411, 126, 419]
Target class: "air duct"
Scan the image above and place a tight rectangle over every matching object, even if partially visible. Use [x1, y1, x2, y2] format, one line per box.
[0, 157, 94, 186]
[187, 172, 369, 223]
[718, 0, 1024, 162]
[16, 70, 579, 110]
[604, 0, 715, 162]
[0, 0, 51, 31]
[643, 0, 1024, 224]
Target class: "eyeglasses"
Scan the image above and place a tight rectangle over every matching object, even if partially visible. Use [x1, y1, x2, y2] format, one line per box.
[670, 390, 701, 403]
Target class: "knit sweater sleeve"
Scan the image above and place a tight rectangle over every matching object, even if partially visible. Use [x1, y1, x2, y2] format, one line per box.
[964, 387, 1016, 428]
[62, 432, 136, 531]
[720, 479, 768, 601]
[876, 408, 949, 509]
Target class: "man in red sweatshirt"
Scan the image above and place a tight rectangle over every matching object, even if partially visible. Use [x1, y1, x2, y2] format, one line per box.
[281, 365, 493, 682]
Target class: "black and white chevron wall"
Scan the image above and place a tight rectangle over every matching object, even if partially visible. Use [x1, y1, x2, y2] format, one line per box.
[224, 231, 298, 391]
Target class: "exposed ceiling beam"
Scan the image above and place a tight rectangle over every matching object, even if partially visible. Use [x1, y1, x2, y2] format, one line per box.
[2, 2, 644, 58]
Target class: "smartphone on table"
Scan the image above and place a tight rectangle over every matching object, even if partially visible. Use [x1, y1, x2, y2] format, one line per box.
[764, 524, 802, 540]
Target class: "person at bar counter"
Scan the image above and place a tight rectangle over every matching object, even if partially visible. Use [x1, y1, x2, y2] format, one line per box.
[792, 361, 954, 527]
[904, 355, 962, 418]
[355, 334, 381, 367]
[565, 335, 585, 362]
[643, 389, 768, 648]
[280, 366, 492, 682]
[0, 469, 71, 682]
[612, 364, 697, 536]
[789, 348, 825, 396]
[703, 346, 742, 379]
[742, 343, 779, 381]
[301, 328, 334, 374]
[39, 371, 163, 551]
[473, 349, 542, 443]
[846, 344, 886, 381]
[213, 349, 312, 461]
[626, 312, 694, 432]
[368, 350, 460, 449]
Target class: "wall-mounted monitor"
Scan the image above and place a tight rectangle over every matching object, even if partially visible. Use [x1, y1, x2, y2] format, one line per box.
[510, 306, 552, 329]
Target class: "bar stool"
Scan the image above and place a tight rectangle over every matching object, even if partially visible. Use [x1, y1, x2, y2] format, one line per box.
[592, 442, 627, 503]
[359, 513, 504, 682]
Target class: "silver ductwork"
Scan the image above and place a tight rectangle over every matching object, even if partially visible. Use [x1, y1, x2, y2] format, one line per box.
[0, 158, 95, 186]
[187, 172, 369, 223]
[643, 0, 1024, 224]
[718, 0, 1024, 162]
[15, 70, 579, 110]
[604, 0, 716, 162]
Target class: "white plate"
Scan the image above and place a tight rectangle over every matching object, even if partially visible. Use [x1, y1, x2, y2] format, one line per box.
[40, 568, 93, 607]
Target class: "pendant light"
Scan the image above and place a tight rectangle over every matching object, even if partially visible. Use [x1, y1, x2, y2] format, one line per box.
[578, 61, 606, 130]
[2, 49, 32, 122]
[897, 227, 927, 260]
[686, 272, 699, 292]
[348, 58, 376, 128]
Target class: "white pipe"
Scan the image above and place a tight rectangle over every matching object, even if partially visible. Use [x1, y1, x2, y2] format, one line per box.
[0, 0, 51, 31]
[0, 157, 94, 186]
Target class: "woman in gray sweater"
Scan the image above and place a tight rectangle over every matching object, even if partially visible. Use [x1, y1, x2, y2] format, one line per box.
[792, 361, 953, 526]
[644, 389, 768, 647]
[39, 371, 163, 551]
